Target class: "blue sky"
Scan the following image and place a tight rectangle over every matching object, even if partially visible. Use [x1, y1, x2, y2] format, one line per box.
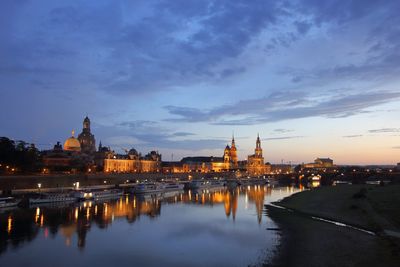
[1, 0, 400, 164]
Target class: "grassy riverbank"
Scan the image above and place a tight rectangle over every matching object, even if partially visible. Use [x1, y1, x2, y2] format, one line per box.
[279, 184, 400, 232]
[265, 184, 400, 267]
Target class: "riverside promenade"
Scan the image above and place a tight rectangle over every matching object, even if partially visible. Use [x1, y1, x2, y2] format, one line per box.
[0, 172, 238, 193]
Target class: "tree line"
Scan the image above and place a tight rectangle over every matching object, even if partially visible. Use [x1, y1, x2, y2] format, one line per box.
[0, 137, 41, 173]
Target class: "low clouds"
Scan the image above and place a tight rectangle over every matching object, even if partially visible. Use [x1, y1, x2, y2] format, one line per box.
[165, 91, 400, 125]
[273, 129, 294, 134]
[343, 135, 363, 138]
[263, 136, 304, 141]
[368, 128, 400, 133]
[106, 120, 225, 151]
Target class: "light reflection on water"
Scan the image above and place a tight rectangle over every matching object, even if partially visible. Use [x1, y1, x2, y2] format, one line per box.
[0, 186, 299, 267]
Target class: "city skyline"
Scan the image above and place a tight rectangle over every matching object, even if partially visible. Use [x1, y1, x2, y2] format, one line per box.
[1, 0, 400, 165]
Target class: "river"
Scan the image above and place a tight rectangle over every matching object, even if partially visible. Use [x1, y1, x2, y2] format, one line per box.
[0, 185, 299, 267]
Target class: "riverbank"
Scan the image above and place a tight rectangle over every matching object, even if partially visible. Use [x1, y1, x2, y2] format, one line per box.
[265, 184, 400, 267]
[0, 172, 238, 193]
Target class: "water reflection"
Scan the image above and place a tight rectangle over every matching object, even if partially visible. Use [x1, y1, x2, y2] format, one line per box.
[0, 185, 285, 264]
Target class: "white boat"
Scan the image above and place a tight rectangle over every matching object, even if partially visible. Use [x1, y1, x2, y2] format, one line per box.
[74, 189, 123, 201]
[0, 197, 20, 208]
[29, 193, 76, 205]
[73, 190, 93, 200]
[92, 189, 123, 200]
[187, 180, 225, 189]
[162, 182, 184, 191]
[132, 183, 166, 194]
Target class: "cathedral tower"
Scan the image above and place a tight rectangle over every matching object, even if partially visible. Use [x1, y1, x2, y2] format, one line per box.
[224, 145, 231, 163]
[230, 135, 238, 168]
[78, 116, 96, 154]
[255, 133, 262, 158]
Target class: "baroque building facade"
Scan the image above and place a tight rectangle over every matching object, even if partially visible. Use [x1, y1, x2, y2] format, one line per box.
[247, 134, 267, 176]
[104, 149, 162, 173]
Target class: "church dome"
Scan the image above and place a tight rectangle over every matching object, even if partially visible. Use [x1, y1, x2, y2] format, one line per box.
[128, 148, 138, 156]
[64, 130, 81, 152]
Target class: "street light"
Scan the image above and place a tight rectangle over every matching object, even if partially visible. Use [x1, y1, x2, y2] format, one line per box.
[37, 183, 41, 193]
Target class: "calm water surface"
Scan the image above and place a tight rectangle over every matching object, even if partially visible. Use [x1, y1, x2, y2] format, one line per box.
[0, 186, 299, 267]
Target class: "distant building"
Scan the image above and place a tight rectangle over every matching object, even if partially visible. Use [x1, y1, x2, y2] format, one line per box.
[63, 130, 81, 152]
[78, 116, 96, 154]
[180, 156, 229, 173]
[303, 158, 334, 169]
[222, 135, 239, 169]
[42, 142, 73, 170]
[43, 131, 92, 173]
[269, 163, 292, 174]
[104, 149, 161, 173]
[247, 134, 267, 176]
[163, 136, 239, 173]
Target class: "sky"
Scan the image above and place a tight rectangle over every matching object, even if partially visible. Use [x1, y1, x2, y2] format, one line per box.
[0, 0, 400, 165]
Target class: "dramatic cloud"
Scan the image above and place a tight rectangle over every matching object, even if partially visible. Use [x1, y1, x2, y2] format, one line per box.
[1, 0, 400, 163]
[107, 120, 225, 151]
[165, 91, 400, 124]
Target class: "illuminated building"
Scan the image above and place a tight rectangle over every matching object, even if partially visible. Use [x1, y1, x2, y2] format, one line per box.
[230, 136, 238, 168]
[247, 134, 267, 176]
[179, 156, 230, 173]
[303, 158, 334, 169]
[168, 136, 239, 173]
[104, 149, 161, 173]
[63, 130, 81, 152]
[43, 121, 96, 172]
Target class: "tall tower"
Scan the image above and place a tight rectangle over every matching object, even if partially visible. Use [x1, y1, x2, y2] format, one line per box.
[83, 116, 90, 131]
[255, 133, 262, 158]
[78, 116, 96, 154]
[230, 135, 238, 167]
[224, 145, 231, 163]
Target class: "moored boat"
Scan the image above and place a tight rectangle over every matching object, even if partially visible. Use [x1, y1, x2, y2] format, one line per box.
[187, 180, 225, 189]
[162, 182, 184, 191]
[74, 189, 123, 201]
[132, 182, 166, 194]
[0, 197, 20, 208]
[29, 193, 76, 205]
[92, 189, 123, 200]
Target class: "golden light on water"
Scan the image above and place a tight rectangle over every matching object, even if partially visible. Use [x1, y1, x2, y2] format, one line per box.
[35, 207, 40, 223]
[74, 207, 79, 221]
[7, 216, 12, 234]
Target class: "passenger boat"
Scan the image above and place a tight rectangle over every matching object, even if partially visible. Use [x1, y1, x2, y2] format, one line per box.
[29, 193, 76, 205]
[132, 183, 166, 194]
[162, 182, 184, 191]
[92, 189, 123, 200]
[0, 197, 20, 208]
[74, 189, 123, 201]
[187, 180, 225, 189]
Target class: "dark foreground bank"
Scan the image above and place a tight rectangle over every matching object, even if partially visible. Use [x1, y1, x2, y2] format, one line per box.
[264, 185, 400, 267]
